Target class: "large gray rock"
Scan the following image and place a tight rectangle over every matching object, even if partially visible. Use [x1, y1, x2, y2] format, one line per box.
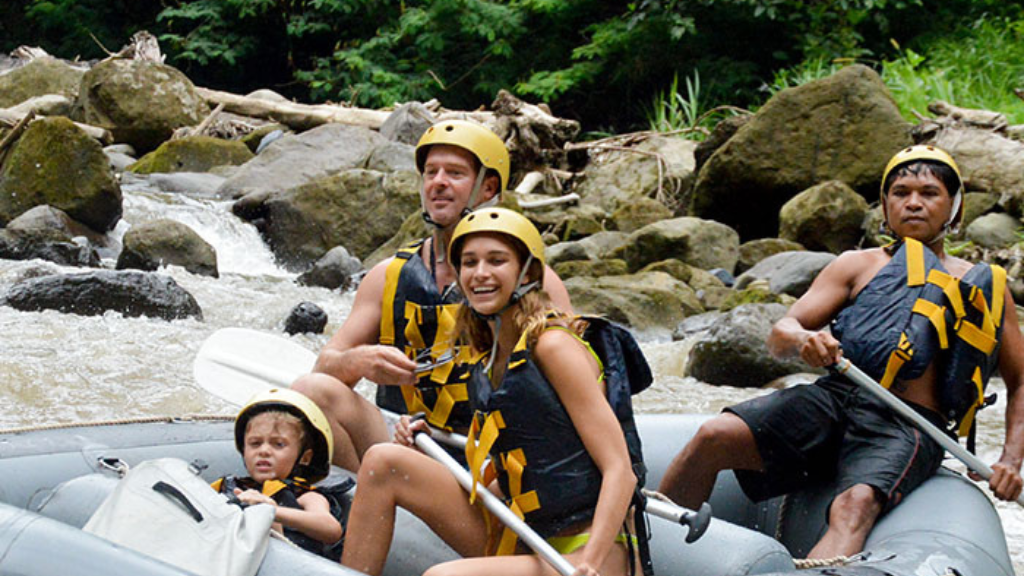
[686, 303, 812, 387]
[925, 127, 1024, 218]
[218, 124, 406, 200]
[965, 212, 1021, 249]
[0, 205, 102, 267]
[380, 102, 435, 145]
[117, 218, 219, 278]
[234, 169, 420, 269]
[2, 270, 202, 321]
[77, 59, 209, 153]
[575, 136, 697, 212]
[735, 251, 836, 297]
[297, 246, 364, 291]
[564, 271, 704, 333]
[961, 191, 1001, 231]
[0, 57, 86, 108]
[691, 65, 911, 240]
[611, 197, 674, 233]
[0, 117, 121, 231]
[611, 217, 740, 273]
[528, 204, 608, 242]
[147, 172, 227, 197]
[779, 180, 869, 253]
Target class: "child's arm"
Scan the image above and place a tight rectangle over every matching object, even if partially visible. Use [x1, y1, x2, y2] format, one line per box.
[276, 491, 344, 544]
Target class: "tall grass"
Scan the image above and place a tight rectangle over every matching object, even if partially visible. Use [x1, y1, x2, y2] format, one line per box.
[647, 71, 705, 137]
[764, 16, 1024, 123]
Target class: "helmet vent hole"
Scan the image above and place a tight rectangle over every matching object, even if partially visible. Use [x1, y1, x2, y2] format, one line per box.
[489, 213, 498, 219]
[445, 125, 454, 132]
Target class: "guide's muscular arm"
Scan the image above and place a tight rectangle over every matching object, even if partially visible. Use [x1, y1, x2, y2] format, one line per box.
[312, 259, 417, 388]
[990, 288, 1024, 501]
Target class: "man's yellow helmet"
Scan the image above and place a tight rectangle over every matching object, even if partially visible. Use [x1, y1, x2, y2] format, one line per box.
[880, 144, 964, 231]
[235, 388, 334, 483]
[415, 120, 510, 192]
[448, 207, 546, 275]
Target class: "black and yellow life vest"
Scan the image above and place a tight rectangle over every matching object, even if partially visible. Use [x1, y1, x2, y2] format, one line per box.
[378, 239, 473, 430]
[464, 317, 652, 575]
[212, 475, 352, 561]
[832, 237, 1006, 440]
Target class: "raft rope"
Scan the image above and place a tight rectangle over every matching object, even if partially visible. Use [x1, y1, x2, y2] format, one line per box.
[792, 556, 852, 569]
[0, 414, 233, 435]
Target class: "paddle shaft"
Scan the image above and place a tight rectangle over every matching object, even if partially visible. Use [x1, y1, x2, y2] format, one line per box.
[414, 433, 576, 576]
[835, 358, 1024, 507]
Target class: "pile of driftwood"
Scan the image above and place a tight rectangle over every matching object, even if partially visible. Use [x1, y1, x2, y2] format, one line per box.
[0, 34, 584, 203]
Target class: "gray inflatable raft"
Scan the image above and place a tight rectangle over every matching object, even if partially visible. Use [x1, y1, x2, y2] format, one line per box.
[0, 414, 1012, 576]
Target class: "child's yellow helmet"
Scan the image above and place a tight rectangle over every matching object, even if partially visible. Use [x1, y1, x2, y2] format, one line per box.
[235, 388, 333, 483]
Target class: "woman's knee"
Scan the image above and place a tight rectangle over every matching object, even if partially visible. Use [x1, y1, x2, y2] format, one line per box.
[358, 444, 412, 488]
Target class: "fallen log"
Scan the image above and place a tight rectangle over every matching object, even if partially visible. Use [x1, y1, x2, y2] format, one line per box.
[0, 106, 112, 144]
[927, 100, 1008, 131]
[195, 87, 391, 130]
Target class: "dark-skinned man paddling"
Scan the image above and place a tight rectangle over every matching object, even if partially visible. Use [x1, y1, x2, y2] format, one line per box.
[291, 120, 571, 471]
[658, 145, 1024, 559]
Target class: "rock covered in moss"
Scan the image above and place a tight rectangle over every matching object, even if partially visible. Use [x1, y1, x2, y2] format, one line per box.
[128, 136, 254, 174]
[779, 180, 869, 253]
[77, 59, 208, 152]
[0, 117, 121, 231]
[0, 57, 86, 108]
[737, 238, 805, 274]
[611, 216, 740, 273]
[117, 218, 218, 277]
[553, 259, 629, 280]
[565, 271, 703, 333]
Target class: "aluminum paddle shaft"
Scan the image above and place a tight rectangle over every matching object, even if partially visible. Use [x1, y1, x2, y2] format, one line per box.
[835, 358, 1024, 507]
[413, 432, 577, 576]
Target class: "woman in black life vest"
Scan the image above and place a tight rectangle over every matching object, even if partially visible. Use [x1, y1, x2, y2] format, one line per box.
[341, 208, 638, 576]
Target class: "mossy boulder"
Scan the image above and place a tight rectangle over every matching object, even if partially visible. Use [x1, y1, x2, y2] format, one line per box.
[779, 180, 869, 253]
[552, 259, 629, 280]
[0, 57, 86, 108]
[128, 136, 254, 174]
[691, 64, 911, 240]
[737, 238, 805, 275]
[611, 197, 673, 233]
[77, 59, 209, 153]
[576, 136, 697, 213]
[719, 284, 791, 312]
[735, 251, 836, 297]
[239, 169, 421, 270]
[638, 258, 693, 283]
[0, 117, 121, 231]
[564, 271, 704, 334]
[611, 216, 740, 273]
[117, 218, 219, 277]
[965, 212, 1022, 249]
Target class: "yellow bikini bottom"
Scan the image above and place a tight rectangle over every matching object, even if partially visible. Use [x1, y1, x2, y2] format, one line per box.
[546, 532, 638, 555]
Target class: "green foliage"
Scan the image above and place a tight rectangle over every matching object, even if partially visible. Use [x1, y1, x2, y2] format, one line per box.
[20, 0, 164, 59]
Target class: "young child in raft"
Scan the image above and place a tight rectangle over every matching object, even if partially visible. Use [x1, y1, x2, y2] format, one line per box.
[213, 388, 344, 559]
[341, 208, 640, 576]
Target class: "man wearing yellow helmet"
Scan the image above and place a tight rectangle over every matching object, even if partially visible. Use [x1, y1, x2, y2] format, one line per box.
[659, 145, 1024, 558]
[292, 120, 571, 471]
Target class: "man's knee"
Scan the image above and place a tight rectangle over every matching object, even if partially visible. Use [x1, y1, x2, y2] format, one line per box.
[291, 373, 350, 407]
[830, 484, 883, 525]
[358, 444, 406, 487]
[691, 414, 754, 453]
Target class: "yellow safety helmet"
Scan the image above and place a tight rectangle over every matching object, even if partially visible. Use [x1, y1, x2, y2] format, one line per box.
[448, 207, 546, 273]
[234, 388, 334, 483]
[415, 119, 510, 193]
[880, 144, 964, 229]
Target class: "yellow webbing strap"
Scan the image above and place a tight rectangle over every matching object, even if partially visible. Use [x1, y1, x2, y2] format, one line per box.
[403, 301, 426, 352]
[261, 479, 288, 497]
[927, 269, 965, 319]
[880, 332, 913, 389]
[957, 367, 987, 437]
[429, 304, 462, 383]
[992, 265, 1007, 328]
[466, 411, 505, 504]
[210, 478, 223, 492]
[967, 285, 997, 339]
[954, 319, 998, 355]
[906, 238, 926, 286]
[911, 299, 949, 349]
[380, 249, 416, 346]
[495, 448, 540, 556]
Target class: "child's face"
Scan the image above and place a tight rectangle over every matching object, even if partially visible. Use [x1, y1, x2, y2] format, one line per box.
[242, 413, 308, 483]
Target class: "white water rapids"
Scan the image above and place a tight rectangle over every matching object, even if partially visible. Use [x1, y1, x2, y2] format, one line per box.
[0, 180, 1020, 572]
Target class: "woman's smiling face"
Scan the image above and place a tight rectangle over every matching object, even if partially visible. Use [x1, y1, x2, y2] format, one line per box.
[458, 233, 524, 316]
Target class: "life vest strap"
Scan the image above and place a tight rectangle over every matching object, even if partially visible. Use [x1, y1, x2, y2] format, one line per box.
[906, 238, 926, 286]
[380, 248, 417, 345]
[955, 318, 998, 355]
[466, 411, 505, 504]
[957, 367, 987, 438]
[911, 299, 949, 349]
[880, 332, 913, 389]
[495, 449, 540, 556]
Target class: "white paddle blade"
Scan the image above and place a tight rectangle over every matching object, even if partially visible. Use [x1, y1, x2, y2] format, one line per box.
[194, 328, 318, 406]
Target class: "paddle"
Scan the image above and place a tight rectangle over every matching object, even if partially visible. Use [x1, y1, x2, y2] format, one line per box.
[414, 431, 577, 576]
[835, 358, 1024, 507]
[193, 327, 713, 538]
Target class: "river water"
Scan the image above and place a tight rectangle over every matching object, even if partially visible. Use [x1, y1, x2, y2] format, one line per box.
[0, 181, 1020, 572]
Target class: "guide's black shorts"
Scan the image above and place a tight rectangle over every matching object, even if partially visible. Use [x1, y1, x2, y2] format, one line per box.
[726, 375, 948, 514]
